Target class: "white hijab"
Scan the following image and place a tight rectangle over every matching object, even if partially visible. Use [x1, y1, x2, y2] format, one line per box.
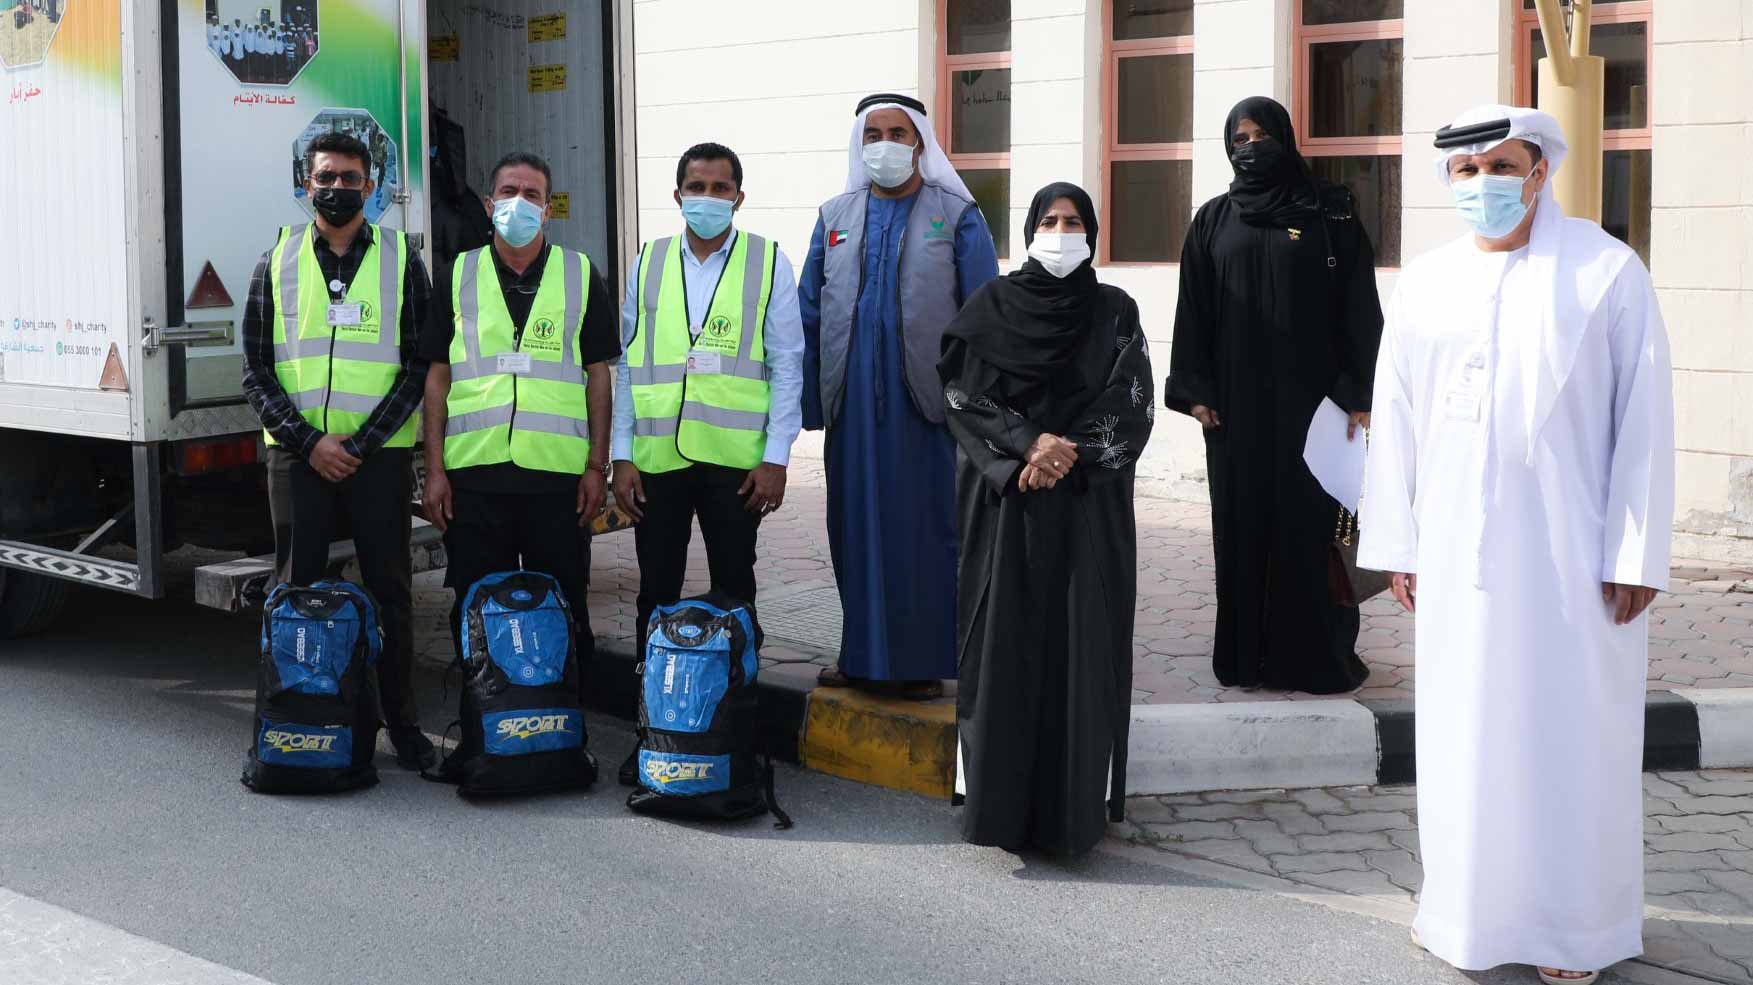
[843, 101, 975, 201]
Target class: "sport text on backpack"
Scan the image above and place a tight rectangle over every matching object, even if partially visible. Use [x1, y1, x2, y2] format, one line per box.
[243, 581, 382, 794]
[628, 592, 791, 828]
[440, 570, 596, 797]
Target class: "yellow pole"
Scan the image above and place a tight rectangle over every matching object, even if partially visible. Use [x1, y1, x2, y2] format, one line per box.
[1533, 0, 1605, 222]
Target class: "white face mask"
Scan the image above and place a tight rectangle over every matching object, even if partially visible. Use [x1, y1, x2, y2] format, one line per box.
[861, 140, 917, 189]
[1026, 233, 1091, 279]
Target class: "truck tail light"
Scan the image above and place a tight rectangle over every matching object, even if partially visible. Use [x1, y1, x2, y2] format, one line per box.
[176, 436, 262, 475]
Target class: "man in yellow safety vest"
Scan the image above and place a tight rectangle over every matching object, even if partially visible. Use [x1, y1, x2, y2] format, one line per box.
[241, 130, 437, 770]
[610, 143, 804, 783]
[421, 152, 620, 771]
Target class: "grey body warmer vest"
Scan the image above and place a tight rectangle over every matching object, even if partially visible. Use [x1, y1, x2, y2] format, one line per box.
[816, 182, 975, 428]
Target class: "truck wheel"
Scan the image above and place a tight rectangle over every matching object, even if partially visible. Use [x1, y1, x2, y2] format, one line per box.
[0, 569, 71, 640]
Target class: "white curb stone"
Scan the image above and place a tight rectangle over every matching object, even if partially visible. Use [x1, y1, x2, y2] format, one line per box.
[1680, 687, 1753, 769]
[1127, 700, 1378, 795]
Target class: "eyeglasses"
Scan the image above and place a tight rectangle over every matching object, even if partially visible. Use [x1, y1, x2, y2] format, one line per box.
[311, 170, 366, 189]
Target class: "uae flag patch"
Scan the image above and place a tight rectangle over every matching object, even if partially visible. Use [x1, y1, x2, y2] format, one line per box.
[827, 229, 852, 247]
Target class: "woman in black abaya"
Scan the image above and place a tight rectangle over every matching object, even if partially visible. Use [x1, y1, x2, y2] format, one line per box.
[939, 182, 1153, 856]
[1166, 96, 1384, 694]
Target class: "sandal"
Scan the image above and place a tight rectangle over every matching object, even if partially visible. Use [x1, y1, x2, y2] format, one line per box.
[816, 666, 858, 688]
[901, 679, 944, 701]
[1536, 970, 1598, 984]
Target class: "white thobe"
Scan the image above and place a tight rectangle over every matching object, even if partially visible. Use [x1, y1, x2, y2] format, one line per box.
[1360, 197, 1674, 973]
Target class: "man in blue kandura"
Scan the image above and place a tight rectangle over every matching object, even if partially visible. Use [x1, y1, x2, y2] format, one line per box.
[801, 92, 1000, 701]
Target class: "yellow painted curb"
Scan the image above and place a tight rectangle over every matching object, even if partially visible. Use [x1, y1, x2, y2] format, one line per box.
[798, 688, 957, 799]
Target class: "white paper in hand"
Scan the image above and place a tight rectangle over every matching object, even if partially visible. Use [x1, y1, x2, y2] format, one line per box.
[1303, 397, 1365, 514]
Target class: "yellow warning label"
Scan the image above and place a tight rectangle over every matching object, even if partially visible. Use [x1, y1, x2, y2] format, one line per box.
[528, 63, 566, 93]
[429, 35, 459, 62]
[528, 14, 566, 43]
[549, 193, 570, 220]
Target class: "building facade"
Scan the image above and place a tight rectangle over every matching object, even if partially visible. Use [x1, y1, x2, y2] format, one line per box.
[631, 0, 1753, 530]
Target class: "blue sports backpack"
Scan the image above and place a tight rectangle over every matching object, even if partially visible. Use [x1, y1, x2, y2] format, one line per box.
[442, 570, 596, 797]
[243, 580, 382, 794]
[628, 592, 790, 828]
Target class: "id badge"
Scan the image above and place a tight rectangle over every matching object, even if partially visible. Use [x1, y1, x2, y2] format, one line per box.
[687, 351, 723, 375]
[1443, 390, 1481, 422]
[497, 352, 533, 375]
[326, 302, 363, 327]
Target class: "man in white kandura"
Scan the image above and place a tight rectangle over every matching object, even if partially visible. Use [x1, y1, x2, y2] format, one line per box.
[1359, 105, 1674, 985]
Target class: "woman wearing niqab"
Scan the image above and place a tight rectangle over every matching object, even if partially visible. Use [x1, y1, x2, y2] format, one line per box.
[939, 182, 1153, 856]
[1165, 96, 1385, 694]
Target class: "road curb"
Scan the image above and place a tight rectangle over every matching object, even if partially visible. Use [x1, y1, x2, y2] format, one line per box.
[572, 645, 1753, 798]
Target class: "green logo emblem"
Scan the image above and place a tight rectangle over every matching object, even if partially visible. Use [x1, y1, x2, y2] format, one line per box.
[930, 216, 946, 232]
[531, 318, 557, 341]
[706, 315, 733, 339]
[357, 300, 375, 323]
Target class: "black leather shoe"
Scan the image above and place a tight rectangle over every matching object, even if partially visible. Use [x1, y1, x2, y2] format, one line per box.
[387, 726, 437, 771]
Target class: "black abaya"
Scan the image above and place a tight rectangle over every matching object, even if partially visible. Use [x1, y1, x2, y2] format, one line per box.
[941, 286, 1153, 856]
[1166, 179, 1384, 694]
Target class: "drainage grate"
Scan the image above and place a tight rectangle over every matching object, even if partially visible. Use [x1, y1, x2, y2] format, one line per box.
[757, 585, 844, 652]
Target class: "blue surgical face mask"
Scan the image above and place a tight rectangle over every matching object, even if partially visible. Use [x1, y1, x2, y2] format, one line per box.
[862, 140, 917, 189]
[679, 195, 735, 239]
[492, 195, 545, 248]
[1452, 172, 1533, 239]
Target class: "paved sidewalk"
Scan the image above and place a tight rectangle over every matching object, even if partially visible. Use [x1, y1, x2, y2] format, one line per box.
[1119, 770, 1753, 984]
[412, 462, 1753, 704]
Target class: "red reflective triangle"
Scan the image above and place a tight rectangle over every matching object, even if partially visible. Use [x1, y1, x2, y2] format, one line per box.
[98, 343, 129, 392]
[186, 261, 234, 309]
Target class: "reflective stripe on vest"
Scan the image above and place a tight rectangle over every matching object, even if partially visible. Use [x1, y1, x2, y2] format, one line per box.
[266, 223, 413, 447]
[443, 245, 593, 474]
[628, 231, 775, 475]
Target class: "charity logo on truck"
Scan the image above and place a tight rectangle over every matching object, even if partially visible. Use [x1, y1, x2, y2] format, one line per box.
[0, 0, 130, 390]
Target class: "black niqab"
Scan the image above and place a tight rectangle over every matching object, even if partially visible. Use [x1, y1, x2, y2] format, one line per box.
[940, 182, 1100, 391]
[1224, 96, 1319, 228]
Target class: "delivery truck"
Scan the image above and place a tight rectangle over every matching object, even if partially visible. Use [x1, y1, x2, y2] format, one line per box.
[0, 0, 637, 637]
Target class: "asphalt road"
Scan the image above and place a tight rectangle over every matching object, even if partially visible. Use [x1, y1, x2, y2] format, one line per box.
[0, 585, 1666, 985]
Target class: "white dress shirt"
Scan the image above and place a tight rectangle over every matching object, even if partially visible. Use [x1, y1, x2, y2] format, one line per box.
[613, 227, 804, 467]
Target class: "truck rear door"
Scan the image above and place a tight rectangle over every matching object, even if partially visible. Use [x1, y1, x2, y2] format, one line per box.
[164, 0, 428, 438]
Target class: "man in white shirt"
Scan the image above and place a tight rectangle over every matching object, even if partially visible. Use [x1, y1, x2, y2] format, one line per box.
[611, 140, 804, 665]
[1361, 105, 1674, 985]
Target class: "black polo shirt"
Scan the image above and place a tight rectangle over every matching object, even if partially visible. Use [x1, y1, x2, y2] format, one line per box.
[425, 240, 620, 494]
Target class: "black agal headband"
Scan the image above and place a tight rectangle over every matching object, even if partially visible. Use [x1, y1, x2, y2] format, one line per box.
[856, 93, 927, 116]
[1433, 118, 1512, 150]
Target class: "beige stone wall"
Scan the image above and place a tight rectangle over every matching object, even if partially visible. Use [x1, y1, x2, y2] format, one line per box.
[1651, 3, 1753, 531]
[632, 1, 1753, 523]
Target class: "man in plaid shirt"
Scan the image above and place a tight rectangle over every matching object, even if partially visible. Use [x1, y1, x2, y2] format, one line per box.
[241, 131, 437, 770]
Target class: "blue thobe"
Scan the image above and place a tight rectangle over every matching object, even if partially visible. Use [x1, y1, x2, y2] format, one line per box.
[800, 191, 1000, 680]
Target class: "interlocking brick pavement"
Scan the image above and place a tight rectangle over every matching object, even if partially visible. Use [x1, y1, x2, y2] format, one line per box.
[411, 461, 1753, 704]
[1120, 770, 1753, 983]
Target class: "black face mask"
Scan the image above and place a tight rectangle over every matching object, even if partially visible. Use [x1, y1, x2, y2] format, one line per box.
[1230, 138, 1284, 177]
[312, 187, 365, 226]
